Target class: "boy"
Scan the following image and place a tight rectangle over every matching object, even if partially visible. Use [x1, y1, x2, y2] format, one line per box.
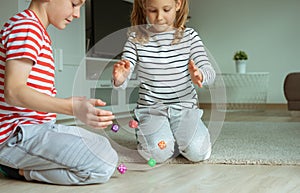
[0, 0, 118, 185]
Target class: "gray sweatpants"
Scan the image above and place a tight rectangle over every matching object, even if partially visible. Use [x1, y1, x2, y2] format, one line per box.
[134, 107, 211, 163]
[0, 121, 118, 185]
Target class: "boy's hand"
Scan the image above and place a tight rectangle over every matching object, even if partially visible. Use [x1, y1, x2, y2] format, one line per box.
[72, 97, 115, 129]
[188, 60, 203, 88]
[113, 60, 131, 87]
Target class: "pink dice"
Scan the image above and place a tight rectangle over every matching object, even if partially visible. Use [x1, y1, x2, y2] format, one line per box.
[129, 119, 138, 128]
[117, 163, 127, 174]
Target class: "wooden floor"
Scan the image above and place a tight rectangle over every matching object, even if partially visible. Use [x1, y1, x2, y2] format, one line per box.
[1, 106, 300, 193]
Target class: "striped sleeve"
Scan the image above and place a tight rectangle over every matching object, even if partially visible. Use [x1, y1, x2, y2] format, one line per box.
[2, 19, 45, 63]
[188, 29, 216, 86]
[115, 34, 138, 90]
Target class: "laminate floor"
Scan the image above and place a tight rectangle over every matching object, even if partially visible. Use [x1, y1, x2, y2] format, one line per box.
[1, 108, 300, 193]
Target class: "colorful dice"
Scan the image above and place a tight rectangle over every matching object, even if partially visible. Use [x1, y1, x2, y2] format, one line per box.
[147, 158, 156, 167]
[117, 164, 127, 174]
[158, 140, 166, 150]
[111, 124, 119, 132]
[129, 119, 138, 128]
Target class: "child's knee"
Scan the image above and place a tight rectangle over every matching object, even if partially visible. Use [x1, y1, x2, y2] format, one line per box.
[181, 141, 211, 162]
[82, 136, 118, 184]
[152, 147, 174, 163]
[91, 148, 118, 183]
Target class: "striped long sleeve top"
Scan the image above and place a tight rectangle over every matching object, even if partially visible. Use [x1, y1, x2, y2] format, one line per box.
[119, 27, 215, 109]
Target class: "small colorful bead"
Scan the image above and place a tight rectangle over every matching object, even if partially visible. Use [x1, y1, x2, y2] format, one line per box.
[117, 164, 127, 174]
[158, 140, 166, 150]
[129, 119, 138, 128]
[111, 124, 119, 132]
[147, 158, 156, 167]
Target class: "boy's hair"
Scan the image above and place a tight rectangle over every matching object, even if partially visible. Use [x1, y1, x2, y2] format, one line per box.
[130, 0, 189, 44]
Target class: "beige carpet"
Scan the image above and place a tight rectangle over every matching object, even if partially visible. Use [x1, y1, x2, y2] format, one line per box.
[97, 121, 300, 166]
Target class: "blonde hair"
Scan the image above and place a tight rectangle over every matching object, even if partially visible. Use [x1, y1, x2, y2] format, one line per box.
[130, 0, 189, 44]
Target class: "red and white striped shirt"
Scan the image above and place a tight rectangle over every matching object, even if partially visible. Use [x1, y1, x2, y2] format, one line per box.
[0, 10, 57, 144]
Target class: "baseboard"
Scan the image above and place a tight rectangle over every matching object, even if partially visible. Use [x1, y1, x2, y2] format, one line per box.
[57, 103, 290, 125]
[264, 103, 288, 110]
[198, 103, 288, 110]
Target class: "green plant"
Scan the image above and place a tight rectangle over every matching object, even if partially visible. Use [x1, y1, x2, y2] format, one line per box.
[233, 50, 248, 60]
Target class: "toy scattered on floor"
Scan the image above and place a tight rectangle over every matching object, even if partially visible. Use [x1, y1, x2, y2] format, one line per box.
[158, 140, 166, 150]
[117, 164, 127, 174]
[111, 124, 119, 132]
[129, 119, 138, 128]
[147, 158, 156, 167]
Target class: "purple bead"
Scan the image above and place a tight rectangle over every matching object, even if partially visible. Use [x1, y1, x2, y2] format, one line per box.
[111, 124, 119, 132]
[117, 164, 127, 174]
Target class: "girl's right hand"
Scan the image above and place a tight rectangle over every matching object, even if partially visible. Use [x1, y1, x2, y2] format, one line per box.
[112, 60, 131, 87]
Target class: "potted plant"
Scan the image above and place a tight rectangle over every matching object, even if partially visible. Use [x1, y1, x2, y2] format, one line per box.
[233, 50, 248, 73]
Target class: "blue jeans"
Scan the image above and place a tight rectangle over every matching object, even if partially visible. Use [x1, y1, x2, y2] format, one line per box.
[134, 107, 211, 163]
[0, 121, 118, 185]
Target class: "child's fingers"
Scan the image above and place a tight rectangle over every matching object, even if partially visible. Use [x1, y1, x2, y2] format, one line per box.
[114, 60, 130, 70]
[114, 60, 126, 68]
[124, 60, 131, 69]
[197, 79, 203, 88]
[87, 118, 114, 129]
[189, 59, 195, 65]
[94, 99, 106, 106]
[113, 63, 120, 72]
[188, 59, 195, 67]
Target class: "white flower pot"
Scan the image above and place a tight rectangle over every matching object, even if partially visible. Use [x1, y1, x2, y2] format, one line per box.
[235, 60, 247, 73]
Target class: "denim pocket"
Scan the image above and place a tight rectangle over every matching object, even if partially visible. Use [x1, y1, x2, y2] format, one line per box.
[7, 127, 23, 147]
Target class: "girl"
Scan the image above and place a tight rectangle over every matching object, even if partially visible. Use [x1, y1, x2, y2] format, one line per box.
[113, 0, 215, 163]
[0, 0, 118, 185]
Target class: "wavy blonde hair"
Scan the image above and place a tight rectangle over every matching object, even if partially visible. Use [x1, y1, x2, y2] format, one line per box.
[130, 0, 189, 44]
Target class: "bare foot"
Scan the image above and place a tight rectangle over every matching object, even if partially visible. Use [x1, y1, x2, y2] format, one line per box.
[19, 169, 24, 176]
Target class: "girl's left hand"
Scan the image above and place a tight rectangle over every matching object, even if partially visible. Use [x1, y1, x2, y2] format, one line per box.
[188, 60, 203, 88]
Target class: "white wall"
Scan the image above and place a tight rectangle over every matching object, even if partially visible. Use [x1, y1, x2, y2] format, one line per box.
[189, 0, 300, 103]
[0, 1, 86, 121]
[2, 0, 299, 104]
[0, 0, 18, 26]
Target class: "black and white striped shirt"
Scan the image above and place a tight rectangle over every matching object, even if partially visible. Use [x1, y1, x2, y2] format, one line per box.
[120, 28, 215, 109]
